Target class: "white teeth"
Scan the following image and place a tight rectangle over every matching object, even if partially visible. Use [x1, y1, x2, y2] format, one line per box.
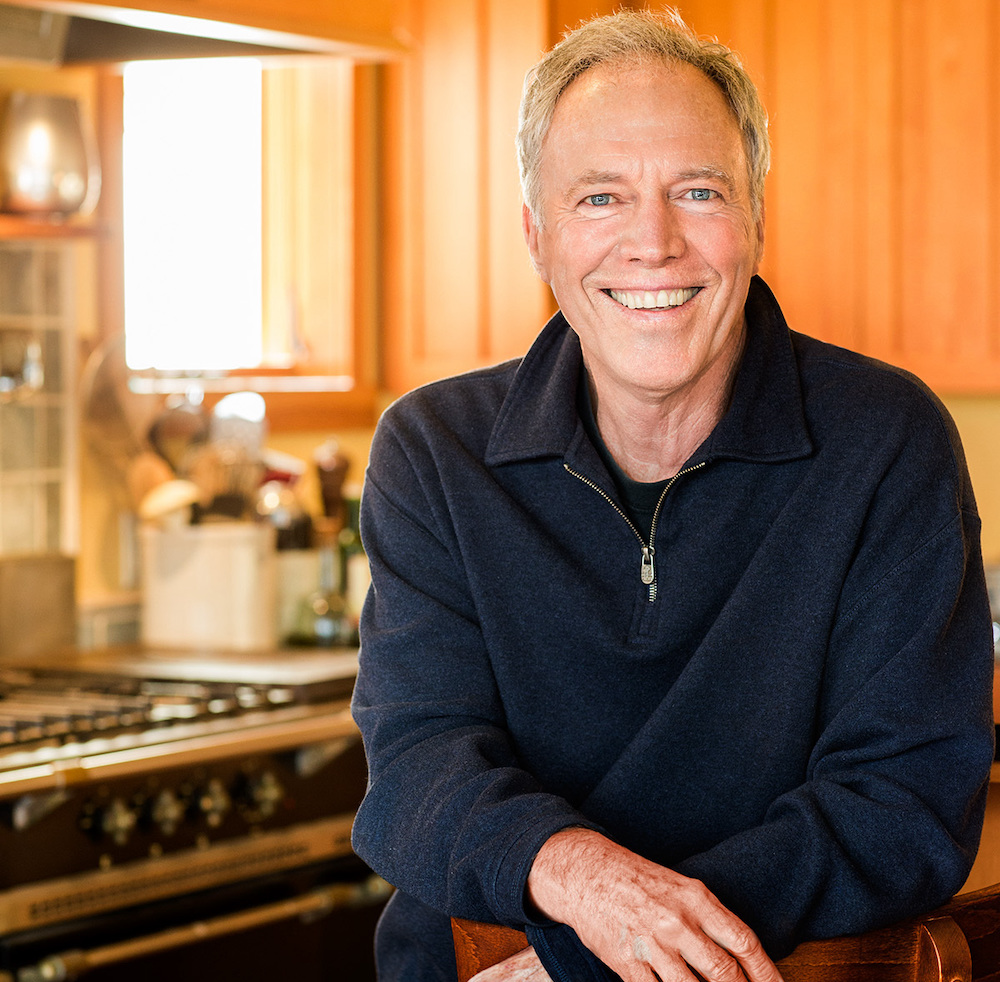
[608, 287, 700, 310]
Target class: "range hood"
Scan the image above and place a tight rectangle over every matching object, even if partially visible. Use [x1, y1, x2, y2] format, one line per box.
[0, 1, 384, 64]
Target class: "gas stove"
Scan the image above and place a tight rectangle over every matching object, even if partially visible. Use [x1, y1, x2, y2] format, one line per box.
[0, 646, 377, 953]
[0, 646, 359, 790]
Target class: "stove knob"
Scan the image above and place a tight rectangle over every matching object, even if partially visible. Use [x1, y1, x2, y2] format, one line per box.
[197, 778, 231, 828]
[101, 797, 137, 846]
[151, 788, 185, 836]
[247, 771, 285, 820]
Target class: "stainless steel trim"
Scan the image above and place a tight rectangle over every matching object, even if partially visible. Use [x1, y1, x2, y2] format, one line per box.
[0, 814, 357, 933]
[0, 706, 360, 799]
[14, 874, 393, 981]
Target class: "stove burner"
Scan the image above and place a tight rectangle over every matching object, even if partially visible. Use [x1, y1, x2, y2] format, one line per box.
[0, 647, 359, 772]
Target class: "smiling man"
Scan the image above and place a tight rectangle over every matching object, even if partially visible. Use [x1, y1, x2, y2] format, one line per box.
[351, 10, 995, 982]
[523, 55, 761, 484]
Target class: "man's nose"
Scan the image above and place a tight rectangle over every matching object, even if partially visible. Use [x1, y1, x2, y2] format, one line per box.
[620, 196, 685, 265]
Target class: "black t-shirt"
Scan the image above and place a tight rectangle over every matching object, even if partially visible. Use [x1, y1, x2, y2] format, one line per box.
[577, 372, 666, 543]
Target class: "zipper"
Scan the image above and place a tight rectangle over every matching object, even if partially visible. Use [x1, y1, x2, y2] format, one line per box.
[563, 460, 707, 602]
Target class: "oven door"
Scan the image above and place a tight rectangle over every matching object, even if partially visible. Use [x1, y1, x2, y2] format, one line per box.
[0, 857, 390, 982]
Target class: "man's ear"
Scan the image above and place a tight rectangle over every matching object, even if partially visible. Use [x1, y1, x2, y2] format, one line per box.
[522, 203, 550, 283]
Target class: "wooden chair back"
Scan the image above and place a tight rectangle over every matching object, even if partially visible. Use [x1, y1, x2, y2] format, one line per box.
[452, 882, 1000, 982]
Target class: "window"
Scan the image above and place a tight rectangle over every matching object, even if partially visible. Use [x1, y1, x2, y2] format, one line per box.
[123, 59, 263, 372]
[118, 56, 365, 409]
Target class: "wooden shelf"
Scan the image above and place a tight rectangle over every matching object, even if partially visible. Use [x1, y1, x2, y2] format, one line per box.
[0, 213, 98, 239]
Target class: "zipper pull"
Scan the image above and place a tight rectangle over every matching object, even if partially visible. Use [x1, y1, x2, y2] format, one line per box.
[640, 546, 655, 585]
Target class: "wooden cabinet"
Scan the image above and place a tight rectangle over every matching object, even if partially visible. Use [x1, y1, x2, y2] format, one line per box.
[382, 0, 1000, 396]
[381, 0, 544, 393]
[381, 0, 628, 394]
[15, 0, 1000, 397]
[679, 0, 1000, 394]
[0, 240, 82, 556]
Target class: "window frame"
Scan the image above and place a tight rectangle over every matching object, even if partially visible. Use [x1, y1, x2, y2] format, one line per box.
[93, 59, 380, 433]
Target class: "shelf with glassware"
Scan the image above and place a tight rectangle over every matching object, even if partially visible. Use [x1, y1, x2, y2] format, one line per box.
[0, 236, 80, 556]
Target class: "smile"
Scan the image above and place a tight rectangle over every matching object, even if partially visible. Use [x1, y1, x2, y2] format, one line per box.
[606, 287, 701, 310]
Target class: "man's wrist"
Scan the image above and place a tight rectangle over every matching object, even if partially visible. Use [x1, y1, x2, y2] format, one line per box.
[527, 827, 618, 924]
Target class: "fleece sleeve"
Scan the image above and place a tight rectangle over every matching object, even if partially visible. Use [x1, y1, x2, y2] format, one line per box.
[349, 422, 602, 928]
[673, 502, 995, 956]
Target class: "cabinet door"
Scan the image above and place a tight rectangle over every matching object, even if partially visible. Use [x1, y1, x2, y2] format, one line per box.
[381, 0, 548, 393]
[386, 0, 1000, 396]
[381, 0, 631, 394]
[681, 0, 1000, 395]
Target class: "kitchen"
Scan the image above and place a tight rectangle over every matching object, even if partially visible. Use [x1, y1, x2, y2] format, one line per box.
[1, 0, 1000, 978]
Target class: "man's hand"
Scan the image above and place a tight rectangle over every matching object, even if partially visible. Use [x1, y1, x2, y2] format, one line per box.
[470, 945, 553, 982]
[527, 828, 784, 982]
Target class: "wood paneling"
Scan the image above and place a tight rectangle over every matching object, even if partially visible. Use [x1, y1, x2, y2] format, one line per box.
[383, 0, 1000, 396]
[382, 0, 553, 393]
[382, 0, 635, 394]
[679, 0, 1000, 394]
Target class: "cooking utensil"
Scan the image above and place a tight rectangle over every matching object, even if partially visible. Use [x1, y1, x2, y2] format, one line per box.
[79, 333, 162, 506]
[186, 442, 263, 520]
[314, 438, 350, 523]
[125, 450, 174, 512]
[147, 392, 208, 473]
[137, 478, 200, 527]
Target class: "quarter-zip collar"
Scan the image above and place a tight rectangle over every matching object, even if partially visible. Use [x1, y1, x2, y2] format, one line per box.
[484, 276, 814, 472]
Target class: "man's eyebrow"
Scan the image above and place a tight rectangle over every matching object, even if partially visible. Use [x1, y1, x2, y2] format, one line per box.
[562, 170, 626, 200]
[675, 166, 738, 191]
[562, 165, 740, 201]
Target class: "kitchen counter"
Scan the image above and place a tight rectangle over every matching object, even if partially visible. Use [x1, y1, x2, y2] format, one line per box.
[17, 642, 360, 690]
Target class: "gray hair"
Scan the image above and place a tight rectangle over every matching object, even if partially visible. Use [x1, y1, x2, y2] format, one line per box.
[516, 7, 770, 223]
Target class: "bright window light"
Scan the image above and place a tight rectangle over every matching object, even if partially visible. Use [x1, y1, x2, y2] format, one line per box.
[123, 59, 263, 372]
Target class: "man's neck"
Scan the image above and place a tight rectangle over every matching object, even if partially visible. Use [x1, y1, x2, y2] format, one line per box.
[592, 397, 717, 482]
[586, 344, 743, 483]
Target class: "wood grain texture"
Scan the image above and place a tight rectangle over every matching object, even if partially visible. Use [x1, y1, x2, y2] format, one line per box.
[384, 0, 1000, 395]
[680, 0, 1000, 394]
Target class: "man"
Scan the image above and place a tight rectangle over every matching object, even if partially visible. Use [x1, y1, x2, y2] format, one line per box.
[351, 9, 995, 982]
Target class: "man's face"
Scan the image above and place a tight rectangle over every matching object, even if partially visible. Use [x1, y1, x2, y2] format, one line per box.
[523, 58, 764, 407]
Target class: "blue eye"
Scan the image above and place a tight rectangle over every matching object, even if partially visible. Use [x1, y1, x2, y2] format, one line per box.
[688, 188, 716, 201]
[585, 193, 612, 206]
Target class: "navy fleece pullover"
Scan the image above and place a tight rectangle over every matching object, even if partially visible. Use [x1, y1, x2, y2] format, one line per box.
[351, 277, 995, 981]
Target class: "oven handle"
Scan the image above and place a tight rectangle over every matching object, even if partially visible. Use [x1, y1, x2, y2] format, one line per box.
[9, 873, 393, 982]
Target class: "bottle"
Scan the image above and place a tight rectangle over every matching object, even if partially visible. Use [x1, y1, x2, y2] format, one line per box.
[339, 490, 370, 628]
[288, 517, 356, 647]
